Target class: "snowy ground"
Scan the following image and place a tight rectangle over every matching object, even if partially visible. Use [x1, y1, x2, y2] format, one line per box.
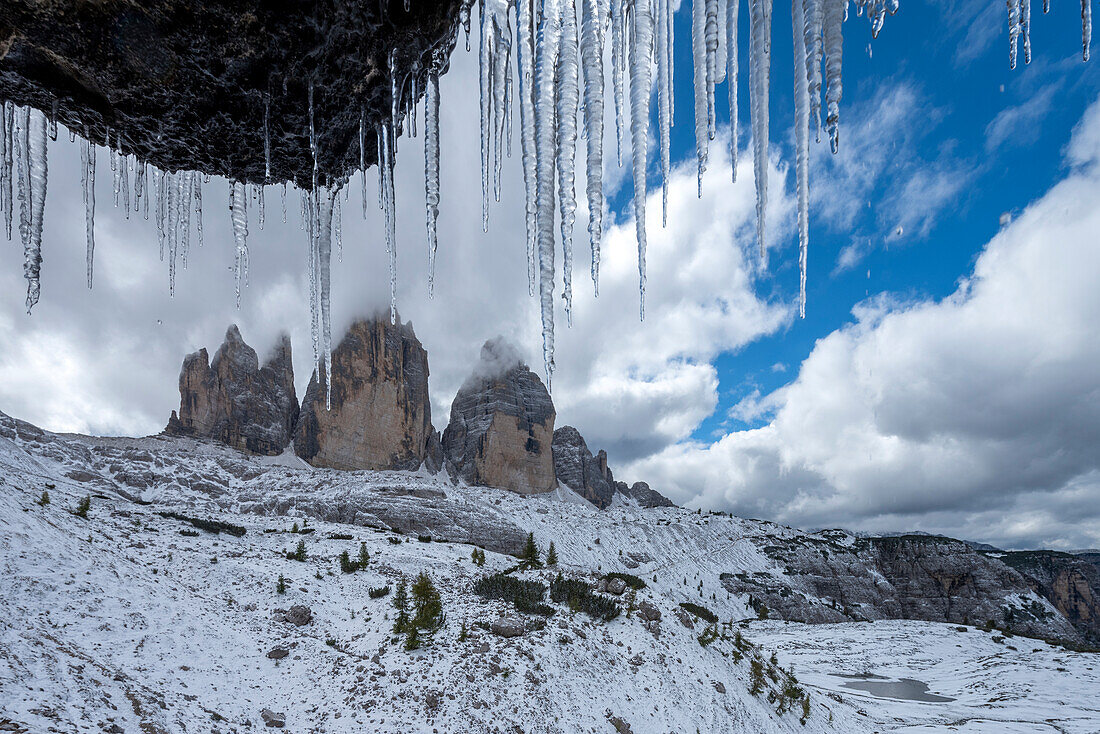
[0, 415, 1097, 733]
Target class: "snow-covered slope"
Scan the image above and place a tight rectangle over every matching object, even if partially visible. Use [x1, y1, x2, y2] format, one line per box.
[0, 411, 1096, 733]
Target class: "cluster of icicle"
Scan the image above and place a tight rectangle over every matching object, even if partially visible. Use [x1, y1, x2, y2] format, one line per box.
[0, 0, 1092, 394]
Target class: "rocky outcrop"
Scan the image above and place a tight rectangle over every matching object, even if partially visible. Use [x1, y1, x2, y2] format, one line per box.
[293, 317, 432, 471]
[614, 479, 675, 509]
[164, 325, 298, 456]
[722, 533, 1092, 643]
[0, 0, 461, 186]
[442, 339, 556, 495]
[551, 426, 614, 508]
[999, 550, 1100, 644]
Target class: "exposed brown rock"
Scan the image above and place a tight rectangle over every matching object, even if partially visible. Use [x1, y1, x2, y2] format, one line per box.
[293, 316, 432, 471]
[442, 338, 556, 495]
[164, 325, 297, 456]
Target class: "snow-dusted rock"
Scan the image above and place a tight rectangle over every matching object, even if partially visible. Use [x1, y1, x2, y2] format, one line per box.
[293, 317, 433, 471]
[551, 426, 614, 509]
[442, 338, 557, 495]
[164, 325, 298, 456]
[614, 480, 675, 509]
[491, 617, 525, 637]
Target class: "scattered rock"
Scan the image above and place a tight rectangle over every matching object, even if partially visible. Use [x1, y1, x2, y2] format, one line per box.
[266, 648, 289, 660]
[283, 605, 312, 626]
[260, 709, 286, 728]
[637, 600, 661, 622]
[491, 617, 525, 638]
[714, 681, 726, 694]
[606, 578, 628, 596]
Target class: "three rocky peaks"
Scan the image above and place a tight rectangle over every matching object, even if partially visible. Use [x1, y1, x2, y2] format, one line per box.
[165, 319, 672, 509]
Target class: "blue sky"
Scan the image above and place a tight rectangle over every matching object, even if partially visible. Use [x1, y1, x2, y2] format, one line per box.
[665, 0, 1100, 442]
[2, 2, 1099, 549]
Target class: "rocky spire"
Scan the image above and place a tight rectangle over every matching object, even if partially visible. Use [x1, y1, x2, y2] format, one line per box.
[165, 325, 298, 455]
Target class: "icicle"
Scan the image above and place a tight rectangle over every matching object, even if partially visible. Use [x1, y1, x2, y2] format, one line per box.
[492, 6, 513, 204]
[631, 0, 655, 320]
[360, 107, 369, 218]
[120, 152, 130, 218]
[180, 171, 192, 269]
[258, 185, 265, 230]
[334, 185, 343, 262]
[557, 0, 580, 325]
[317, 186, 334, 409]
[281, 182, 287, 223]
[111, 147, 120, 208]
[309, 81, 320, 196]
[1083, 0, 1092, 61]
[804, 0, 824, 141]
[410, 72, 419, 138]
[693, 0, 710, 194]
[1, 101, 12, 241]
[749, 0, 773, 264]
[142, 162, 150, 220]
[425, 70, 442, 298]
[1008, 0, 1022, 69]
[535, 0, 564, 384]
[1023, 0, 1032, 64]
[793, 0, 810, 318]
[194, 175, 203, 249]
[611, 0, 627, 166]
[381, 122, 398, 325]
[516, 0, 540, 296]
[822, 0, 844, 153]
[48, 99, 58, 141]
[705, 0, 720, 140]
[461, 0, 475, 50]
[305, 189, 320, 382]
[134, 160, 144, 214]
[580, 0, 606, 292]
[729, 0, 740, 181]
[231, 180, 249, 307]
[17, 107, 48, 314]
[167, 172, 177, 295]
[264, 95, 272, 181]
[81, 137, 96, 288]
[657, 0, 672, 222]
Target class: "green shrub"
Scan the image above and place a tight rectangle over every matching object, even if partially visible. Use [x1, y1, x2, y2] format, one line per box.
[156, 511, 245, 537]
[339, 550, 357, 573]
[369, 585, 391, 599]
[179, 529, 200, 537]
[605, 572, 646, 590]
[37, 491, 50, 506]
[549, 574, 620, 622]
[388, 536, 402, 545]
[698, 624, 719, 647]
[749, 659, 766, 696]
[471, 548, 486, 565]
[474, 573, 550, 616]
[800, 695, 811, 724]
[73, 495, 91, 518]
[327, 533, 354, 540]
[288, 540, 307, 562]
[418, 535, 432, 543]
[679, 601, 718, 624]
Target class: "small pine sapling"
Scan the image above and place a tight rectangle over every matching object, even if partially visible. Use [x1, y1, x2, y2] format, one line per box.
[37, 490, 50, 506]
[276, 574, 287, 595]
[358, 542, 370, 568]
[546, 541, 558, 566]
[73, 495, 91, 518]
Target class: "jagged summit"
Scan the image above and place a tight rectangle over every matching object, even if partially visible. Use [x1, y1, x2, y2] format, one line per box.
[164, 324, 297, 456]
[293, 316, 433, 472]
[442, 338, 557, 495]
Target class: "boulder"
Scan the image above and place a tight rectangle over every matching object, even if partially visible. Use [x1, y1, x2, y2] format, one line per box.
[260, 709, 286, 728]
[491, 617, 525, 638]
[606, 577, 628, 596]
[294, 317, 432, 471]
[164, 325, 298, 456]
[442, 338, 557, 494]
[283, 605, 312, 626]
[551, 426, 615, 508]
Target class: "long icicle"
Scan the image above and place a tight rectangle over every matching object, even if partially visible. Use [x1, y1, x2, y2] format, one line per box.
[657, 0, 673, 222]
[631, 0, 655, 320]
[729, 0, 740, 180]
[425, 69, 442, 298]
[580, 0, 606, 293]
[381, 121, 398, 325]
[516, 0, 540, 295]
[557, 0, 580, 326]
[692, 0, 709, 193]
[230, 180, 249, 307]
[749, 0, 773, 265]
[610, 0, 627, 166]
[317, 185, 334, 409]
[793, 0, 810, 317]
[81, 137, 96, 288]
[535, 0, 563, 385]
[822, 0, 844, 153]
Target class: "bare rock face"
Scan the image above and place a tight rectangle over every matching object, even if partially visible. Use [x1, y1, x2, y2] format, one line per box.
[293, 317, 432, 471]
[0, 0, 461, 186]
[442, 339, 557, 495]
[552, 426, 615, 508]
[164, 325, 297, 456]
[614, 479, 676, 509]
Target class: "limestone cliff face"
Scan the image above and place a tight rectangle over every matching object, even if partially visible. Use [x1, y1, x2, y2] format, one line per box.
[442, 339, 557, 494]
[164, 325, 298, 455]
[552, 426, 614, 508]
[293, 317, 432, 471]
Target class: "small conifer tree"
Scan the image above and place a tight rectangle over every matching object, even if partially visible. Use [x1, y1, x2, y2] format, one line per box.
[37, 490, 50, 506]
[340, 550, 357, 573]
[411, 572, 444, 635]
[459, 618, 468, 642]
[404, 624, 421, 650]
[290, 539, 307, 562]
[291, 522, 299, 533]
[520, 532, 542, 569]
[750, 658, 766, 696]
[276, 574, 287, 594]
[546, 541, 558, 566]
[358, 542, 370, 568]
[393, 577, 410, 633]
[73, 495, 91, 518]
[800, 695, 811, 724]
